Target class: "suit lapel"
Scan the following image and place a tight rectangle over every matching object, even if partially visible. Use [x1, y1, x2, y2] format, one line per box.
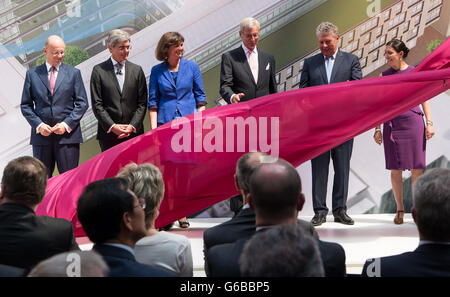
[162, 61, 176, 89]
[37, 63, 51, 94]
[106, 59, 122, 95]
[122, 60, 132, 97]
[53, 63, 66, 95]
[239, 47, 256, 86]
[330, 50, 344, 83]
[318, 54, 328, 84]
[257, 51, 265, 87]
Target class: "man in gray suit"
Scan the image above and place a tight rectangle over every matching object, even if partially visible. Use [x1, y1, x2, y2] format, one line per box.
[90, 29, 148, 152]
[300, 22, 362, 226]
[220, 17, 277, 104]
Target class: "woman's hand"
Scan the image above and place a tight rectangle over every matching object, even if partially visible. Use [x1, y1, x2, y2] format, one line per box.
[426, 124, 435, 140]
[374, 130, 382, 145]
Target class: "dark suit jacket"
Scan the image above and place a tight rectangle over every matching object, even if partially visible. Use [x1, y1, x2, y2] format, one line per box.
[205, 230, 345, 277]
[220, 46, 276, 103]
[361, 244, 450, 277]
[0, 203, 79, 270]
[203, 207, 319, 254]
[21, 63, 88, 145]
[0, 264, 26, 277]
[148, 58, 207, 125]
[90, 59, 148, 144]
[299, 50, 362, 88]
[93, 244, 175, 277]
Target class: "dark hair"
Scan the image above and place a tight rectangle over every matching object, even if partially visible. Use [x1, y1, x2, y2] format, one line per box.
[249, 158, 301, 219]
[155, 32, 184, 61]
[413, 168, 450, 242]
[77, 178, 134, 243]
[1, 156, 48, 206]
[386, 38, 409, 58]
[240, 224, 324, 277]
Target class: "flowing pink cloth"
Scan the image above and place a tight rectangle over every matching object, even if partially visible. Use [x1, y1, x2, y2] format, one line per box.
[36, 38, 450, 237]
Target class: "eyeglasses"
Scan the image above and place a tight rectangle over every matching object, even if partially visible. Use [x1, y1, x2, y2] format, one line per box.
[134, 198, 146, 210]
[51, 51, 65, 56]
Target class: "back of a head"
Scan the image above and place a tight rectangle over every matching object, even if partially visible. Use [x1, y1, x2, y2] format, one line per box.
[413, 168, 450, 242]
[240, 224, 324, 277]
[249, 158, 302, 220]
[116, 162, 165, 224]
[28, 250, 109, 277]
[235, 152, 270, 195]
[1, 156, 47, 206]
[76, 178, 133, 243]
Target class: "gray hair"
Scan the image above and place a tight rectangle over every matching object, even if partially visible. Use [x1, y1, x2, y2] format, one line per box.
[116, 163, 165, 226]
[240, 17, 260, 33]
[28, 251, 109, 277]
[235, 152, 270, 195]
[413, 168, 450, 242]
[107, 29, 130, 48]
[240, 224, 324, 277]
[316, 22, 339, 37]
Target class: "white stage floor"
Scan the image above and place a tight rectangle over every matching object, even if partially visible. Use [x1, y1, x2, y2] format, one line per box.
[78, 213, 420, 276]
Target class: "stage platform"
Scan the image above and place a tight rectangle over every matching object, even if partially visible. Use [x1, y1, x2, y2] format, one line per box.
[77, 213, 420, 276]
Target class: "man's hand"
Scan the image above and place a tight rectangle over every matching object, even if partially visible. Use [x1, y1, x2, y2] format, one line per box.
[112, 124, 133, 139]
[51, 123, 67, 135]
[39, 124, 53, 136]
[231, 93, 245, 103]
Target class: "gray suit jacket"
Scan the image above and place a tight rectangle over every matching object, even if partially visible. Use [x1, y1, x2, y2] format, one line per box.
[90, 59, 147, 143]
[299, 50, 362, 87]
[220, 46, 277, 103]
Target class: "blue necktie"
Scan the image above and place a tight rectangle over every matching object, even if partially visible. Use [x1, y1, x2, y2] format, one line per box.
[326, 56, 333, 84]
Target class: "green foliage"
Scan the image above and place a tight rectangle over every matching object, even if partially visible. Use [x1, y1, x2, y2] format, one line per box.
[35, 45, 90, 67]
[426, 39, 444, 54]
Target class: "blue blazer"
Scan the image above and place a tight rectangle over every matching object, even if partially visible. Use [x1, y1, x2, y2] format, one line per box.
[21, 63, 88, 145]
[93, 244, 175, 277]
[148, 58, 206, 124]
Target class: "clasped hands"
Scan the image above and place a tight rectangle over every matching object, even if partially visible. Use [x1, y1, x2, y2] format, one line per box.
[111, 124, 134, 139]
[38, 123, 66, 136]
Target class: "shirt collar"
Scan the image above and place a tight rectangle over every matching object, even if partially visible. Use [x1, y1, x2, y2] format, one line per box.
[419, 240, 450, 246]
[323, 49, 338, 60]
[102, 243, 135, 255]
[111, 57, 125, 67]
[242, 44, 258, 56]
[46, 61, 60, 72]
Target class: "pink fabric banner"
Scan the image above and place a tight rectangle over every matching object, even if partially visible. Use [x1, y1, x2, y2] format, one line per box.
[36, 38, 450, 237]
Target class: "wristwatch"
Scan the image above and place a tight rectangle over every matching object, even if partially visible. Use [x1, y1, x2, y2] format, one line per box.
[426, 120, 433, 126]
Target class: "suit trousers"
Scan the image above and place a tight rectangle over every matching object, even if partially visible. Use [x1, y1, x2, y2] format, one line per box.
[33, 141, 80, 178]
[311, 138, 353, 216]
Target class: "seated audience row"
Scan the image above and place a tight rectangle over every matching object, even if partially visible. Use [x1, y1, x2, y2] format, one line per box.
[0, 155, 449, 277]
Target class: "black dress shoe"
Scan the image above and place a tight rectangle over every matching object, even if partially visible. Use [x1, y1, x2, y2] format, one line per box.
[334, 212, 354, 225]
[311, 213, 326, 226]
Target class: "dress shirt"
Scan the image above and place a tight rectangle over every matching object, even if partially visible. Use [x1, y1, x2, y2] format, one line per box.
[230, 44, 259, 103]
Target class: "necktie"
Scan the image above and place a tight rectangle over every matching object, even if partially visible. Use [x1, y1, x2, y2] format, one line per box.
[49, 66, 56, 95]
[248, 50, 258, 84]
[326, 56, 333, 84]
[116, 62, 124, 92]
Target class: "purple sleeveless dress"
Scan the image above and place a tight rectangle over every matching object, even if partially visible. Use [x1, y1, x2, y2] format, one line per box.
[382, 66, 426, 170]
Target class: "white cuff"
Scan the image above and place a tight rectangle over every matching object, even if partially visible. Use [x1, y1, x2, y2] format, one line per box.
[62, 122, 72, 133]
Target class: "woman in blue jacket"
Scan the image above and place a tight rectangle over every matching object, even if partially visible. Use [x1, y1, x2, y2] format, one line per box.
[148, 32, 207, 228]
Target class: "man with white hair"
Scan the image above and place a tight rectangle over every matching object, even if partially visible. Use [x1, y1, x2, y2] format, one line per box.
[90, 29, 148, 151]
[300, 22, 362, 226]
[220, 17, 277, 104]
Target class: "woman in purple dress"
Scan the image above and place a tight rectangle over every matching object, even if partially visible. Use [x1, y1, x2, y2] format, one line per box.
[374, 39, 434, 224]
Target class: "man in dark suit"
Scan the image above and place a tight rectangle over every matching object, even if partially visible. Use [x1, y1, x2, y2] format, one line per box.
[300, 22, 362, 226]
[77, 178, 174, 277]
[205, 158, 346, 277]
[90, 29, 148, 152]
[21, 35, 88, 178]
[0, 156, 79, 271]
[362, 168, 450, 277]
[220, 17, 277, 104]
[203, 152, 318, 256]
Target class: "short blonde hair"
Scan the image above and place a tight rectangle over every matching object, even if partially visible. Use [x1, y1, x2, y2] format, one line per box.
[116, 163, 165, 226]
[155, 32, 184, 61]
[240, 17, 260, 33]
[316, 22, 339, 37]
